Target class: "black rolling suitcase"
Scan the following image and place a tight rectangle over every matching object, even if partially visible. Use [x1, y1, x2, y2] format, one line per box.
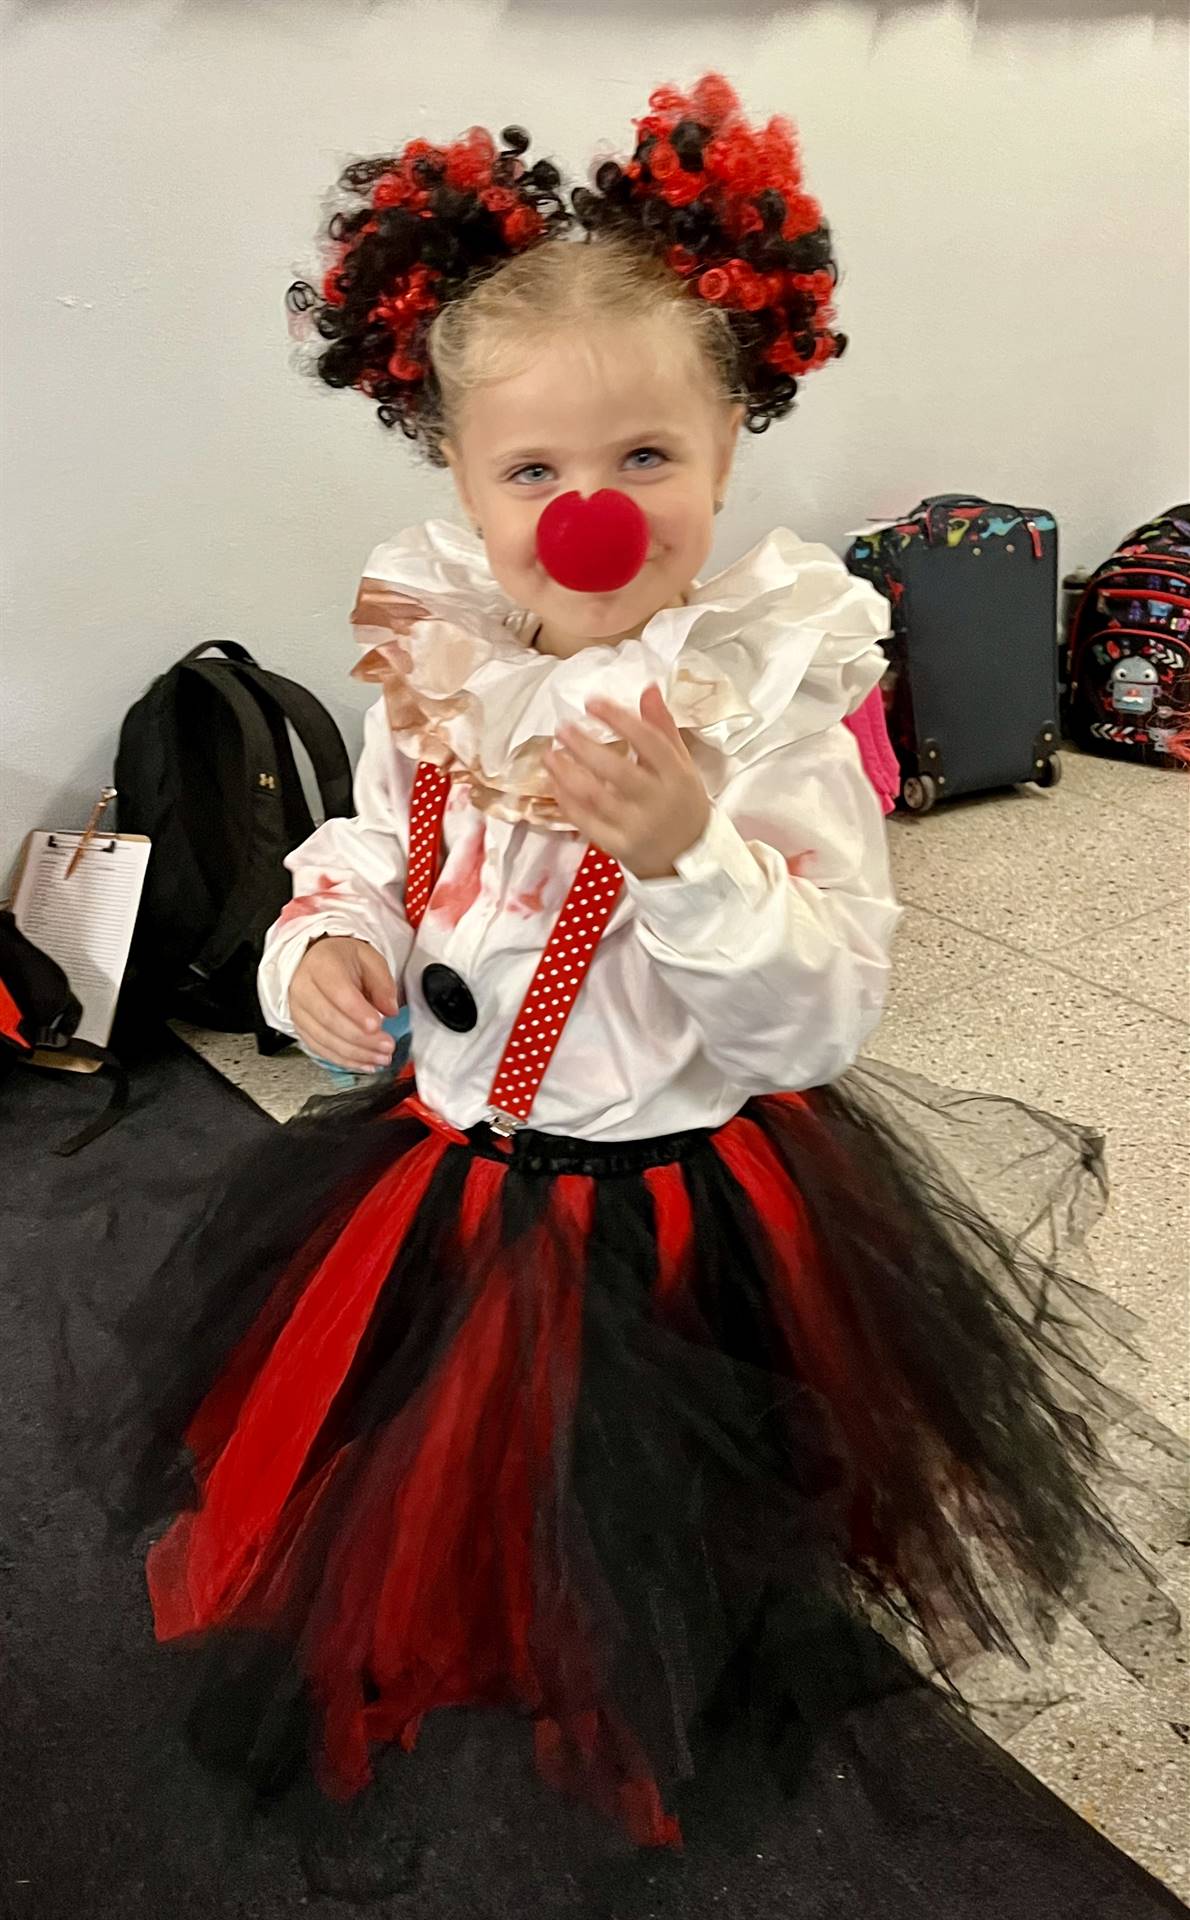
[845, 495, 1062, 812]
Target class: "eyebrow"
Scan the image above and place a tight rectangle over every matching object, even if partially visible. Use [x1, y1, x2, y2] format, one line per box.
[490, 429, 691, 471]
[491, 449, 551, 470]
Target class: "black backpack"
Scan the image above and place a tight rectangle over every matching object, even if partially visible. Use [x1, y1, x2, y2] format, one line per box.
[115, 642, 353, 1045]
[1063, 507, 1190, 763]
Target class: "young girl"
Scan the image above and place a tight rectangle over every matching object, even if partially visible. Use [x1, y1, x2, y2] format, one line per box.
[118, 76, 1170, 1907]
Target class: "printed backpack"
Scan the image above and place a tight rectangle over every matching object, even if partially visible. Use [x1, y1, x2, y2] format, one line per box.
[1064, 508, 1190, 762]
[115, 641, 353, 1044]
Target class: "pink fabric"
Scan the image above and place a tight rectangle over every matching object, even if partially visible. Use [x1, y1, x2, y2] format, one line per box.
[844, 687, 900, 815]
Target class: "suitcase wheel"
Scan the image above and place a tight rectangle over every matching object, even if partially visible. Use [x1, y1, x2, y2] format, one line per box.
[1032, 753, 1063, 790]
[902, 773, 939, 815]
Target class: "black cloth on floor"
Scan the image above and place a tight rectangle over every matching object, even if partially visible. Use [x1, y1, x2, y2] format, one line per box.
[0, 1037, 1184, 1920]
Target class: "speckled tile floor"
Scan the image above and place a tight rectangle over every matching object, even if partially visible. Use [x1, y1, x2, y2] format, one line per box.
[177, 747, 1190, 1899]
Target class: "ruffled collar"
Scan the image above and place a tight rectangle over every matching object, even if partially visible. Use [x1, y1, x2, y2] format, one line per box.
[351, 520, 889, 827]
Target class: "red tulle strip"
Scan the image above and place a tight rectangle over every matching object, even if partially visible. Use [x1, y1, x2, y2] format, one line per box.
[644, 1162, 694, 1307]
[148, 1132, 450, 1639]
[184, 1076, 422, 1481]
[312, 1167, 593, 1792]
[714, 1099, 940, 1585]
[714, 1111, 888, 1469]
[308, 1165, 682, 1843]
[535, 1709, 683, 1850]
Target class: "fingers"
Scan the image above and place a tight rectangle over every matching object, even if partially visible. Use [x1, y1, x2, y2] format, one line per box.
[555, 723, 649, 797]
[294, 1003, 393, 1073]
[293, 990, 395, 1082]
[317, 969, 390, 1037]
[299, 993, 393, 1066]
[547, 749, 620, 839]
[584, 693, 679, 774]
[639, 682, 684, 745]
[355, 945, 400, 1017]
[292, 944, 396, 1069]
[289, 941, 397, 1074]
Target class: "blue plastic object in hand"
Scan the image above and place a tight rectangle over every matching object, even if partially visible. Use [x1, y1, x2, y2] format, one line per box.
[310, 1006, 412, 1091]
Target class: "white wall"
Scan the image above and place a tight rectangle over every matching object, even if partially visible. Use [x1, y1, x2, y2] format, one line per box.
[2, 0, 1187, 874]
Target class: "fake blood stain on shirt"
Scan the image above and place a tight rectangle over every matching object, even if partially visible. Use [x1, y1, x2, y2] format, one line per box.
[278, 876, 343, 925]
[507, 876, 549, 918]
[429, 825, 486, 926]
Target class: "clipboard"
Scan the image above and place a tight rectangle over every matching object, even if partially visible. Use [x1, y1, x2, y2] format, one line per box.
[11, 829, 151, 1073]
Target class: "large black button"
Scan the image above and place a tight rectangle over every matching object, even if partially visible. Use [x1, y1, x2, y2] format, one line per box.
[420, 963, 478, 1033]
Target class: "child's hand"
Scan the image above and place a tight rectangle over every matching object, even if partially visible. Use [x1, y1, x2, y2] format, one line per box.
[548, 685, 710, 881]
[289, 936, 399, 1072]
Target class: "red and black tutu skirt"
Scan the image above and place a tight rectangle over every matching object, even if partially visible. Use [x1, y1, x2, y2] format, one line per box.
[100, 1064, 1175, 1882]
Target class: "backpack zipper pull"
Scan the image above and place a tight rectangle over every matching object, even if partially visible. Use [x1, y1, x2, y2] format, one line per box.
[1025, 519, 1044, 561]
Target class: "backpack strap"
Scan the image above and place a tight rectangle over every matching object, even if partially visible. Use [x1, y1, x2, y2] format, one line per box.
[176, 661, 299, 983]
[176, 647, 353, 820]
[180, 639, 256, 665]
[176, 661, 352, 984]
[49, 1044, 130, 1156]
[234, 664, 354, 822]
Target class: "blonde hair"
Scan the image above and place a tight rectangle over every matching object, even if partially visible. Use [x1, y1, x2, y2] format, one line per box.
[427, 233, 740, 459]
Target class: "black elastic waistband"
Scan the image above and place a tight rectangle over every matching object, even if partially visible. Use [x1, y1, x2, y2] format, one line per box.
[466, 1120, 718, 1178]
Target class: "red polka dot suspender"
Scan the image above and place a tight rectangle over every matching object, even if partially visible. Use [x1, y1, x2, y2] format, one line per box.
[404, 763, 623, 1133]
[486, 845, 622, 1127]
[404, 763, 452, 929]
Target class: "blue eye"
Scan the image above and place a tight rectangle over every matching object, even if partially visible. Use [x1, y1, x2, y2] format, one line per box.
[624, 447, 668, 470]
[509, 463, 554, 486]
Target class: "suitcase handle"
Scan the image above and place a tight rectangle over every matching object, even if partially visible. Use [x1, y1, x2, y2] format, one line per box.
[916, 496, 991, 546]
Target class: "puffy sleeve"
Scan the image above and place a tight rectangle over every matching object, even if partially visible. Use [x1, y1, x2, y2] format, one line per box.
[623, 721, 899, 1092]
[258, 700, 416, 1037]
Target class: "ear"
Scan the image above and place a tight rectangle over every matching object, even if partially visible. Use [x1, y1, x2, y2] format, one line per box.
[442, 440, 479, 530]
[713, 403, 746, 503]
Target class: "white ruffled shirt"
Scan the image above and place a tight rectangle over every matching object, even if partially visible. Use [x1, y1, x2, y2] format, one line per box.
[259, 523, 900, 1141]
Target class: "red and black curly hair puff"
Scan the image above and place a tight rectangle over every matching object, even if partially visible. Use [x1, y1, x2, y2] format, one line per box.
[286, 123, 570, 456]
[288, 76, 844, 457]
[576, 75, 845, 434]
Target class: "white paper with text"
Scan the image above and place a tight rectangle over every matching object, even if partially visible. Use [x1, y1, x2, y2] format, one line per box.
[14, 832, 150, 1046]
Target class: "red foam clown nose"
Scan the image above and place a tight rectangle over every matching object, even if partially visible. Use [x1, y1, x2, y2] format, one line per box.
[535, 490, 650, 594]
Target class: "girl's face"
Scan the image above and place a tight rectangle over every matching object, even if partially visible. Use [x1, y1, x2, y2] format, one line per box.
[444, 315, 743, 656]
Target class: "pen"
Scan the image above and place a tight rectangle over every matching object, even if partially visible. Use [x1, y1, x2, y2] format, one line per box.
[66, 787, 118, 879]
